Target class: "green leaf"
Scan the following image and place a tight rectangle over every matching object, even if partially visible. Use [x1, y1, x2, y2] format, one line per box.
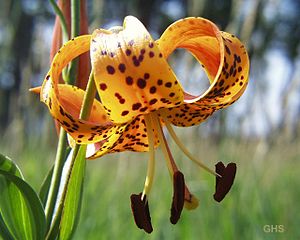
[39, 165, 54, 208]
[58, 145, 86, 240]
[0, 153, 23, 178]
[0, 213, 14, 240]
[0, 170, 46, 240]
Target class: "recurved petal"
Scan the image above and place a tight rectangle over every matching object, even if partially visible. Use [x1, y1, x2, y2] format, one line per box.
[197, 31, 249, 108]
[157, 17, 249, 127]
[41, 35, 123, 144]
[157, 17, 222, 83]
[160, 103, 215, 127]
[90, 16, 184, 124]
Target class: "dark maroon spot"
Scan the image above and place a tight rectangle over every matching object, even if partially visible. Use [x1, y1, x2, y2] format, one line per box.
[149, 51, 154, 58]
[157, 79, 163, 85]
[219, 79, 224, 87]
[140, 49, 146, 55]
[59, 106, 65, 116]
[100, 83, 107, 91]
[149, 99, 157, 105]
[46, 75, 50, 80]
[121, 110, 129, 116]
[169, 92, 175, 97]
[138, 55, 144, 62]
[144, 73, 150, 79]
[49, 98, 52, 109]
[149, 86, 156, 94]
[126, 76, 133, 85]
[132, 103, 142, 110]
[148, 42, 154, 48]
[225, 45, 231, 55]
[110, 52, 115, 57]
[126, 49, 132, 56]
[115, 93, 121, 98]
[140, 107, 148, 112]
[130, 193, 153, 233]
[118, 63, 126, 73]
[63, 121, 70, 128]
[137, 78, 146, 89]
[132, 56, 140, 67]
[213, 162, 236, 202]
[170, 171, 185, 224]
[101, 50, 107, 55]
[119, 99, 125, 104]
[106, 65, 115, 74]
[159, 53, 163, 58]
[165, 82, 172, 88]
[238, 66, 242, 72]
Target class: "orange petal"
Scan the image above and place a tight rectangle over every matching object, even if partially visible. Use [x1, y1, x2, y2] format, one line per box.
[87, 115, 160, 159]
[57, 84, 108, 123]
[41, 35, 124, 144]
[90, 16, 184, 124]
[157, 17, 249, 127]
[159, 104, 215, 127]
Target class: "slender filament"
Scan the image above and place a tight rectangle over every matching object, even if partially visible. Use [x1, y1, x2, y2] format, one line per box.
[162, 115, 220, 177]
[151, 112, 198, 208]
[151, 113, 176, 176]
[142, 114, 156, 200]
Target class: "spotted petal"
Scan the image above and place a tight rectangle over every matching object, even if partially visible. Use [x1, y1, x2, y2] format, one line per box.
[41, 35, 123, 144]
[87, 115, 160, 159]
[90, 16, 184, 124]
[157, 17, 249, 127]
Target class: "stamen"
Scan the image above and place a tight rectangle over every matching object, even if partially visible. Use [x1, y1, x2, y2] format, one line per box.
[130, 192, 153, 233]
[151, 113, 176, 175]
[213, 162, 237, 202]
[142, 114, 156, 199]
[170, 171, 185, 224]
[161, 114, 221, 177]
[151, 112, 198, 213]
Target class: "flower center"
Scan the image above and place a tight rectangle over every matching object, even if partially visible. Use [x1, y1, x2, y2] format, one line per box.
[143, 111, 221, 214]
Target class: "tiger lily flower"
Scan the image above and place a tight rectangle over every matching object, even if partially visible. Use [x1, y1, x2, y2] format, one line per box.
[39, 16, 249, 233]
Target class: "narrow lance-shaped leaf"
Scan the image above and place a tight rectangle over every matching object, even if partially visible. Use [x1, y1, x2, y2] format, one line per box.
[58, 145, 86, 240]
[0, 169, 46, 240]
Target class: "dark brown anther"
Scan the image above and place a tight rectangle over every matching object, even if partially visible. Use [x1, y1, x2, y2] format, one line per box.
[130, 192, 153, 233]
[170, 171, 185, 224]
[213, 162, 237, 202]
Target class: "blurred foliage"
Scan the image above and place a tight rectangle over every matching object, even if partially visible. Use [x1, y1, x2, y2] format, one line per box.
[0, 0, 300, 238]
[1, 0, 300, 144]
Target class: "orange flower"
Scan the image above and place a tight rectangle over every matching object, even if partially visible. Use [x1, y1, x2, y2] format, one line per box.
[40, 16, 249, 233]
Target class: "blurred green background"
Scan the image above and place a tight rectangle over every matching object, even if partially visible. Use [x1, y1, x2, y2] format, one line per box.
[1, 0, 300, 239]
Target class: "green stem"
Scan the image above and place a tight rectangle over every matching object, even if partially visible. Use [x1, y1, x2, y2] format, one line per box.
[46, 72, 96, 239]
[79, 71, 96, 119]
[67, 0, 81, 85]
[49, 0, 69, 43]
[45, 129, 68, 230]
[71, 0, 80, 39]
[46, 2, 84, 237]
